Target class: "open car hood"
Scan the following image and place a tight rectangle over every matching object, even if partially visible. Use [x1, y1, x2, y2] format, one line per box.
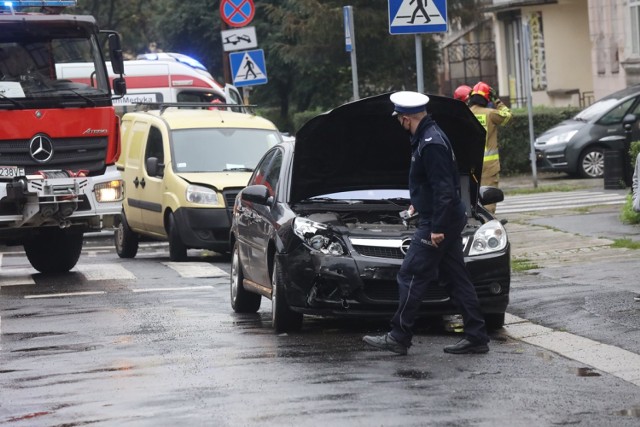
[291, 93, 486, 205]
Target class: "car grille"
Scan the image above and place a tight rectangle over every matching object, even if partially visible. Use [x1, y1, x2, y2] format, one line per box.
[363, 279, 450, 302]
[353, 245, 403, 259]
[0, 137, 108, 175]
[223, 188, 242, 207]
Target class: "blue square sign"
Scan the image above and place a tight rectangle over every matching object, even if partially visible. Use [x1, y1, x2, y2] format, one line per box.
[389, 0, 448, 35]
[229, 49, 268, 87]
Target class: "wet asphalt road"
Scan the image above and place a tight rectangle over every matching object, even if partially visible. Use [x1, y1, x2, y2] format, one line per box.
[2, 174, 640, 426]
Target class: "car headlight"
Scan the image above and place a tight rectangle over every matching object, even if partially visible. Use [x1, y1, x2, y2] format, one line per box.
[292, 217, 346, 256]
[186, 185, 219, 205]
[468, 219, 507, 256]
[541, 130, 578, 146]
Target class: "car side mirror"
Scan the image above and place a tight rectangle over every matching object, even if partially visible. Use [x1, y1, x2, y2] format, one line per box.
[146, 157, 164, 177]
[479, 186, 504, 206]
[241, 185, 272, 206]
[107, 32, 125, 75]
[622, 113, 637, 132]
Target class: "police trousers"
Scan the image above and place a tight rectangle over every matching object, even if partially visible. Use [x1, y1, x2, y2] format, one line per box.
[389, 215, 489, 347]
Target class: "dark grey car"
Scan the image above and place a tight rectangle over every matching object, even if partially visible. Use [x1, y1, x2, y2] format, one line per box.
[535, 85, 640, 178]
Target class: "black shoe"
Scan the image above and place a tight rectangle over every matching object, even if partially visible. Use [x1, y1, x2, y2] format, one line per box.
[363, 333, 408, 355]
[443, 338, 489, 354]
[635, 295, 640, 302]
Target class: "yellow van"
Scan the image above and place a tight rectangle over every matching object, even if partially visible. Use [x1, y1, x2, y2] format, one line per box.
[115, 106, 282, 260]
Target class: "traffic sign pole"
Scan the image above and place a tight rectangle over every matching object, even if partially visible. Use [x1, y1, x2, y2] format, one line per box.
[415, 35, 423, 94]
[344, 6, 359, 101]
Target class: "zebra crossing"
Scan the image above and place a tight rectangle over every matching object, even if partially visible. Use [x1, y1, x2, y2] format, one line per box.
[0, 245, 231, 294]
[496, 189, 628, 215]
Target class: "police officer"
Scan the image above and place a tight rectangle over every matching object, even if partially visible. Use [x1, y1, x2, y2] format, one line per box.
[363, 91, 490, 355]
[468, 82, 512, 214]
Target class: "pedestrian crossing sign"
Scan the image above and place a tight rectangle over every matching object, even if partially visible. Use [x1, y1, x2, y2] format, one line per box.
[388, 0, 448, 35]
[229, 49, 268, 87]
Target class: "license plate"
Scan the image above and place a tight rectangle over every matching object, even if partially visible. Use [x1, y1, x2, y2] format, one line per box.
[0, 166, 26, 178]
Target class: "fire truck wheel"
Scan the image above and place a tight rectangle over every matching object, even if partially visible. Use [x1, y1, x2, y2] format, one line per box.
[115, 212, 139, 258]
[168, 213, 187, 261]
[24, 229, 83, 274]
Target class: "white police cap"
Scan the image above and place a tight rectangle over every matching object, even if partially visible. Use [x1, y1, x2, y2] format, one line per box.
[390, 91, 430, 116]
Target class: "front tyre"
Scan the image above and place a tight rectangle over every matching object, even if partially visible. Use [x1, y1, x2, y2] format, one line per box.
[24, 228, 83, 274]
[230, 242, 261, 313]
[114, 212, 139, 258]
[578, 147, 604, 178]
[271, 260, 303, 333]
[168, 213, 187, 261]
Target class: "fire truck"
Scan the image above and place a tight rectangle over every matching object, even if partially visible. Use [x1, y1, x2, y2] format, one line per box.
[0, 1, 127, 273]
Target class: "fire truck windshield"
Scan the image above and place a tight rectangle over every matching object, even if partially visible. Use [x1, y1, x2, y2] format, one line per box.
[0, 35, 111, 108]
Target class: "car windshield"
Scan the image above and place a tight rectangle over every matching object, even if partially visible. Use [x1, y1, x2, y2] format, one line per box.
[171, 128, 281, 172]
[574, 99, 620, 121]
[309, 189, 410, 201]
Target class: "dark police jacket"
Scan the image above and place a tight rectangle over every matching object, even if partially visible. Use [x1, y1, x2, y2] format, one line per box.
[409, 115, 465, 234]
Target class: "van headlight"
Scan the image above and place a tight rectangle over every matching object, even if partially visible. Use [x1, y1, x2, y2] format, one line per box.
[95, 180, 124, 202]
[469, 220, 507, 256]
[293, 217, 346, 256]
[186, 185, 219, 205]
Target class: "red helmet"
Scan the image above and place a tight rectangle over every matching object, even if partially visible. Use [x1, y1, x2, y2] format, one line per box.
[472, 82, 491, 101]
[453, 85, 472, 102]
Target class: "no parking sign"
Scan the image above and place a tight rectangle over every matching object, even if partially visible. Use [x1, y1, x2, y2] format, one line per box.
[220, 0, 255, 28]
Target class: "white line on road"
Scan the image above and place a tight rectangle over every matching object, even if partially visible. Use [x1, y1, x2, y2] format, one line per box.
[74, 264, 136, 280]
[504, 313, 640, 387]
[24, 291, 107, 299]
[163, 262, 228, 278]
[132, 286, 215, 293]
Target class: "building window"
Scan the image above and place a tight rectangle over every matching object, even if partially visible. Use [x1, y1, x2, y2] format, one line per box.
[632, 0, 640, 55]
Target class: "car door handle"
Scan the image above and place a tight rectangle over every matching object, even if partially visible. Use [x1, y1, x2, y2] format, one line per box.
[133, 177, 139, 188]
[140, 178, 146, 188]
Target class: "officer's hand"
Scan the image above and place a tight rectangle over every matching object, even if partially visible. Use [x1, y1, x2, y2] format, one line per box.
[431, 232, 444, 247]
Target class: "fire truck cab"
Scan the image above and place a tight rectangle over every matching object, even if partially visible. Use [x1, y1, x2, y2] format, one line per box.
[0, 0, 127, 273]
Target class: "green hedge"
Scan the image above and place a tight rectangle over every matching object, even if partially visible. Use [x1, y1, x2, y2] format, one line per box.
[499, 106, 581, 175]
[620, 140, 640, 224]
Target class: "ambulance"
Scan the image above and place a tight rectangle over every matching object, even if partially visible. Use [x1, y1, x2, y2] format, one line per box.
[57, 52, 244, 114]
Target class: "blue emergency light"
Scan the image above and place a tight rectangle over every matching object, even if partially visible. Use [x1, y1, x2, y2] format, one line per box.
[3, 1, 76, 6]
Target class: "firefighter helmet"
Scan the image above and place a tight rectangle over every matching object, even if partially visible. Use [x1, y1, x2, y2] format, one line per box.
[453, 85, 472, 102]
[472, 82, 491, 101]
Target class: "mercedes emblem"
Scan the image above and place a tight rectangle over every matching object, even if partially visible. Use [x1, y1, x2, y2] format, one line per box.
[29, 134, 54, 164]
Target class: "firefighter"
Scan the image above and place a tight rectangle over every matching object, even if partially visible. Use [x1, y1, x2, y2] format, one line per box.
[453, 84, 472, 103]
[468, 82, 512, 214]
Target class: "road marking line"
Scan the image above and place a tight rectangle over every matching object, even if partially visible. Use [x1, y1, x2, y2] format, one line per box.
[24, 291, 106, 299]
[74, 264, 136, 280]
[132, 286, 214, 293]
[504, 313, 640, 387]
[0, 267, 36, 287]
[163, 262, 228, 278]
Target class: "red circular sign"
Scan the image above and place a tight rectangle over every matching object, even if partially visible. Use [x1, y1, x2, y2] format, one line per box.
[220, 0, 255, 28]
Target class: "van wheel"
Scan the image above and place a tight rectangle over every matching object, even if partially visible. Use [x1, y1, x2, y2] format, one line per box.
[271, 260, 303, 333]
[230, 242, 261, 313]
[115, 212, 139, 258]
[24, 229, 83, 274]
[168, 213, 187, 261]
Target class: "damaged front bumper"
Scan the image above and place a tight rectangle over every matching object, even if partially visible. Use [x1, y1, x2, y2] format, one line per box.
[276, 242, 510, 318]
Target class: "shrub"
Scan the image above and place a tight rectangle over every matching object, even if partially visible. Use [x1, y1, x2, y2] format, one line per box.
[620, 140, 640, 224]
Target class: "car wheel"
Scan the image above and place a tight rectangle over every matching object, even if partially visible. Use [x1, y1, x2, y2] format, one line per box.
[230, 242, 261, 313]
[114, 212, 139, 259]
[168, 213, 187, 261]
[24, 229, 83, 274]
[484, 313, 505, 331]
[271, 260, 303, 333]
[578, 147, 604, 178]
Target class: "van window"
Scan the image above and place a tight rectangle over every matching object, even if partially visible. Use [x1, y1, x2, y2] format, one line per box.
[171, 128, 280, 173]
[144, 126, 164, 176]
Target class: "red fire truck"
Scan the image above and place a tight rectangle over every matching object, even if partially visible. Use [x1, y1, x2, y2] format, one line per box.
[0, 1, 127, 273]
